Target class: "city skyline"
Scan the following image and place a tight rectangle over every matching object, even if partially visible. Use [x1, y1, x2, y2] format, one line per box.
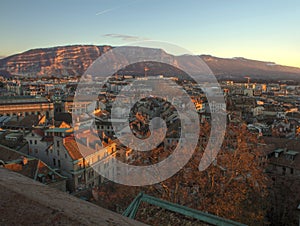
[1, 0, 300, 67]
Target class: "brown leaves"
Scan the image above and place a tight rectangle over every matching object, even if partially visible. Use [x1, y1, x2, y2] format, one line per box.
[94, 122, 269, 225]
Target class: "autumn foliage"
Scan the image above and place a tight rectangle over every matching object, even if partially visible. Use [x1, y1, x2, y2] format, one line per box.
[94, 121, 269, 225]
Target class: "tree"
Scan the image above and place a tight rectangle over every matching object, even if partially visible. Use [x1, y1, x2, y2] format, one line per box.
[149, 122, 269, 225]
[94, 122, 270, 225]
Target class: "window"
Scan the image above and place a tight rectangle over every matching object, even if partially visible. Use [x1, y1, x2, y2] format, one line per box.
[291, 168, 294, 174]
[58, 160, 61, 168]
[57, 150, 60, 156]
[34, 140, 37, 145]
[78, 175, 82, 183]
[282, 167, 286, 175]
[29, 140, 32, 145]
[53, 158, 56, 166]
[65, 153, 67, 159]
[35, 149, 38, 154]
[56, 141, 60, 147]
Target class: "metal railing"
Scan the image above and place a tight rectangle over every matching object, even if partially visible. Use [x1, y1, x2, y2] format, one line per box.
[123, 192, 247, 226]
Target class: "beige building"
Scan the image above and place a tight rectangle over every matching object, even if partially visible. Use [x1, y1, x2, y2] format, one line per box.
[25, 126, 120, 192]
[0, 96, 53, 119]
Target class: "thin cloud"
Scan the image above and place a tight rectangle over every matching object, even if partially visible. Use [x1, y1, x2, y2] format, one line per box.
[103, 33, 149, 41]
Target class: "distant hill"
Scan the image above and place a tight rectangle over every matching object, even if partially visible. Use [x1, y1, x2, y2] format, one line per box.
[0, 45, 112, 77]
[1, 45, 300, 82]
[200, 55, 300, 82]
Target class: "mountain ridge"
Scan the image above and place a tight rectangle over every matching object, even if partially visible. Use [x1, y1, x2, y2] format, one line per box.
[1, 45, 300, 81]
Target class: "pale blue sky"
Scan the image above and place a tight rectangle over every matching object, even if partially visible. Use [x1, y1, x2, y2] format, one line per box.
[0, 0, 299, 67]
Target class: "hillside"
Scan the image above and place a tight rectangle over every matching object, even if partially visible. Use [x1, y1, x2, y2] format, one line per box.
[0, 45, 112, 77]
[1, 45, 300, 81]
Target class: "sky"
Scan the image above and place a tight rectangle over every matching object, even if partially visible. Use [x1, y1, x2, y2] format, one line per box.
[0, 0, 300, 67]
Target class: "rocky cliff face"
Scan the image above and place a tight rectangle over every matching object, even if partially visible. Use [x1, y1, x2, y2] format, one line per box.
[0, 45, 112, 77]
[1, 45, 300, 81]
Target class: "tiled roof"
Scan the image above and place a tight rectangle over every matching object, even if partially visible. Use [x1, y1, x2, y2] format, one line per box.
[36, 160, 67, 183]
[41, 136, 53, 142]
[263, 137, 300, 151]
[4, 115, 40, 129]
[63, 138, 83, 160]
[0, 145, 25, 162]
[64, 133, 103, 160]
[32, 128, 44, 137]
[5, 159, 38, 179]
[0, 145, 66, 184]
[76, 140, 98, 158]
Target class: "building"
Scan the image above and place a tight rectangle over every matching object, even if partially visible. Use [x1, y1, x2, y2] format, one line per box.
[267, 148, 300, 176]
[0, 144, 67, 191]
[0, 96, 53, 119]
[6, 81, 22, 95]
[25, 125, 120, 192]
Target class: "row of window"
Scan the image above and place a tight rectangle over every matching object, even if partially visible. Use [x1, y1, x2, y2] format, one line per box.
[96, 125, 113, 130]
[29, 140, 38, 145]
[282, 166, 294, 175]
[4, 111, 42, 117]
[53, 158, 61, 168]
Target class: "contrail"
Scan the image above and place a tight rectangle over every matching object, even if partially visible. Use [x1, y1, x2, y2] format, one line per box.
[95, 0, 142, 16]
[96, 7, 117, 16]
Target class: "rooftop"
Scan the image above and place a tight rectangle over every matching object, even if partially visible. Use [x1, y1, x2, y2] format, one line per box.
[286, 150, 299, 155]
[45, 127, 73, 133]
[63, 138, 83, 160]
[0, 95, 50, 105]
[0, 144, 66, 186]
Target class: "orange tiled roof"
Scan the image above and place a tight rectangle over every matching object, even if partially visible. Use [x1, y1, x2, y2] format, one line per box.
[63, 138, 83, 160]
